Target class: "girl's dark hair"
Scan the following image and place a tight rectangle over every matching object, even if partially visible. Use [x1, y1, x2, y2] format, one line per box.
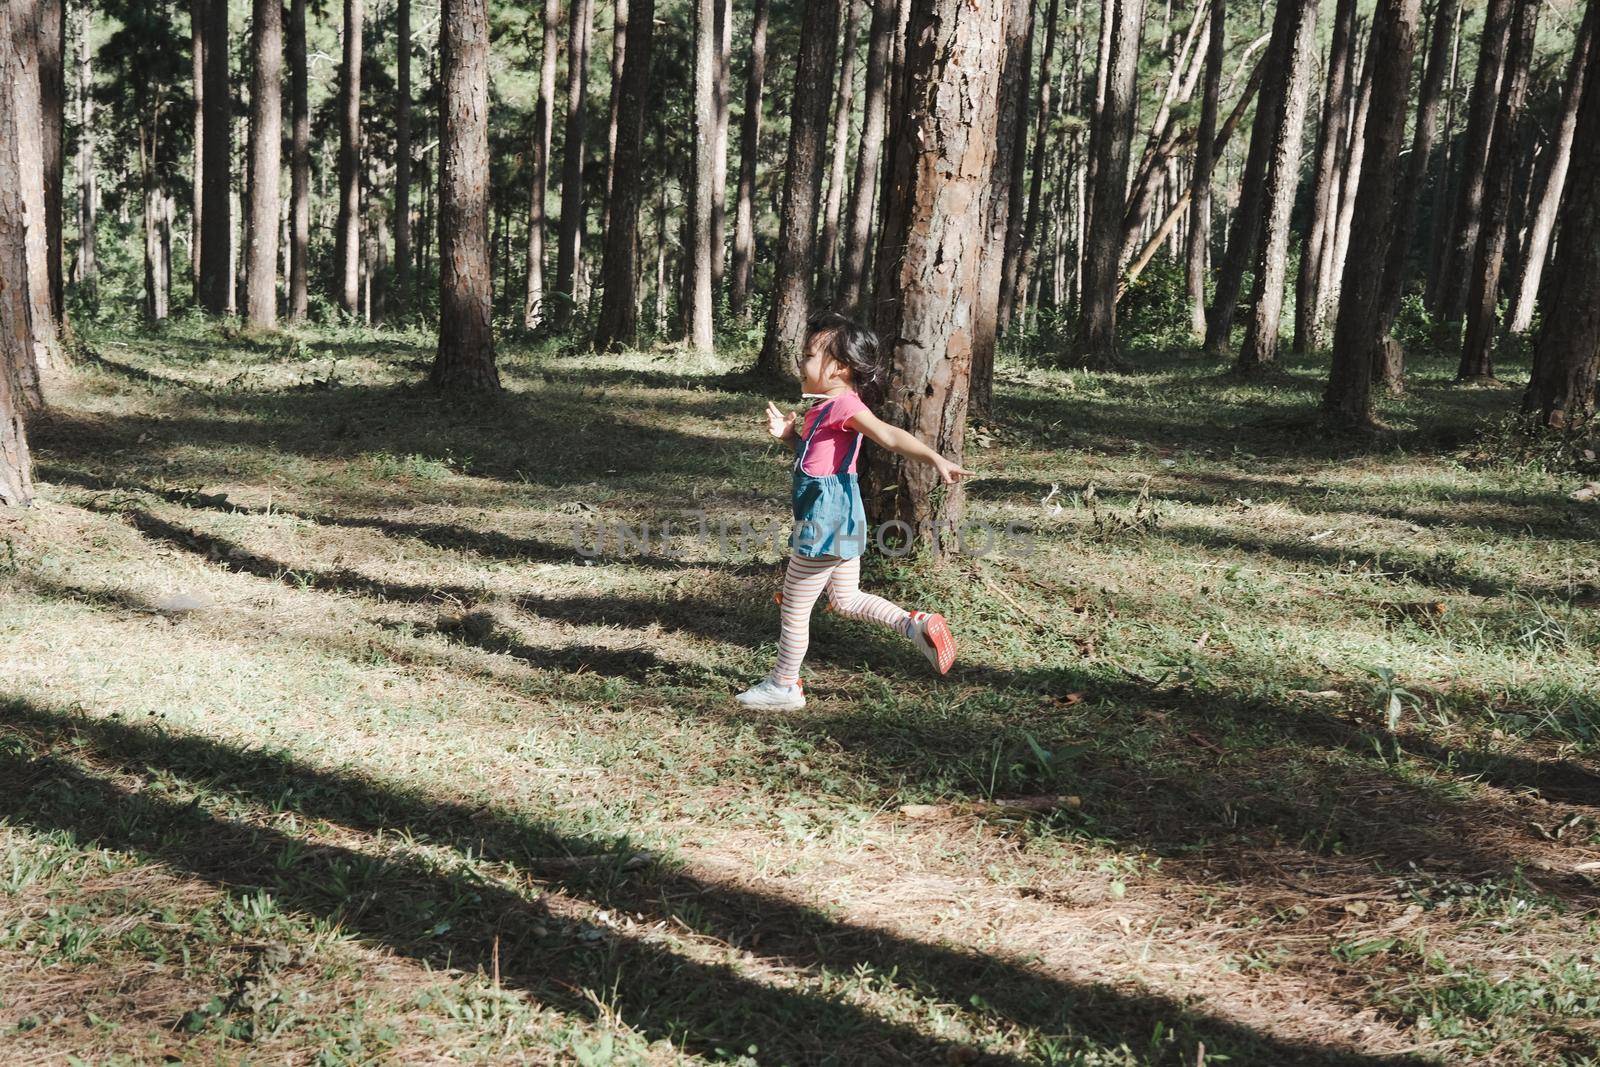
[801, 311, 888, 406]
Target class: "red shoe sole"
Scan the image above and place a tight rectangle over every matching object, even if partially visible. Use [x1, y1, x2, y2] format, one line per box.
[921, 613, 956, 674]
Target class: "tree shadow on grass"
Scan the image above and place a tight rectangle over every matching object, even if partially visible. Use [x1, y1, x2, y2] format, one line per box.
[0, 695, 1421, 1066]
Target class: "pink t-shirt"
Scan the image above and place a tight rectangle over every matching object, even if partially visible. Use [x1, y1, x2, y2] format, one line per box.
[796, 391, 869, 475]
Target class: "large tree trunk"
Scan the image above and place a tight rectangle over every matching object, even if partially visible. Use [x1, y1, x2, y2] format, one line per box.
[1185, 0, 1225, 340]
[73, 0, 94, 293]
[1292, 0, 1357, 354]
[1012, 0, 1062, 335]
[729, 0, 769, 320]
[1458, 0, 1539, 381]
[592, 0, 655, 351]
[554, 0, 593, 326]
[756, 0, 841, 380]
[685, 0, 717, 350]
[1506, 2, 1593, 337]
[431, 0, 499, 391]
[1323, 0, 1422, 426]
[864, 0, 1006, 559]
[40, 0, 64, 324]
[524, 0, 559, 327]
[245, 0, 282, 328]
[1074, 0, 1145, 367]
[14, 0, 58, 384]
[395, 0, 412, 306]
[288, 0, 310, 321]
[1236, 0, 1318, 373]
[971, 0, 1033, 419]
[1523, 15, 1600, 428]
[334, 0, 363, 314]
[1431, 0, 1514, 323]
[710, 0, 731, 296]
[198, 0, 230, 313]
[0, 0, 37, 505]
[816, 0, 864, 300]
[836, 0, 891, 315]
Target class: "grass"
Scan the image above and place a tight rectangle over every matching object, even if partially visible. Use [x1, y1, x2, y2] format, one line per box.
[1, 315, 1597, 1064]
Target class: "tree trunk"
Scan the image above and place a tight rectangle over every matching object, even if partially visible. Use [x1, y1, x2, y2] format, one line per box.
[431, 0, 499, 390]
[1458, 0, 1539, 381]
[73, 0, 94, 292]
[1292, 0, 1357, 354]
[525, 0, 559, 327]
[1425, 0, 1465, 303]
[756, 0, 841, 380]
[245, 0, 282, 328]
[1524, 15, 1600, 427]
[1075, 0, 1145, 367]
[554, 0, 593, 326]
[1506, 2, 1592, 337]
[864, 0, 1006, 559]
[14, 0, 58, 383]
[287, 0, 309, 321]
[1432, 0, 1514, 323]
[1203, 5, 1291, 356]
[198, 0, 230, 313]
[602, 0, 627, 245]
[729, 0, 769, 320]
[1320, 52, 1374, 332]
[1235, 0, 1318, 373]
[395, 0, 412, 307]
[190, 0, 205, 296]
[593, 0, 655, 351]
[1185, 0, 1224, 340]
[685, 0, 717, 349]
[39, 0, 64, 324]
[836, 0, 891, 315]
[1323, 0, 1421, 426]
[0, 0, 37, 504]
[1012, 0, 1062, 335]
[334, 0, 363, 314]
[816, 0, 864, 300]
[710, 0, 731, 296]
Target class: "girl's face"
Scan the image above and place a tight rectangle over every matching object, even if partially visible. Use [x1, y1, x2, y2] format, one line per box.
[798, 334, 853, 395]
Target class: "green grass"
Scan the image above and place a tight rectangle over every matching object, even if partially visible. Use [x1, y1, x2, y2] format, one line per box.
[1, 317, 1597, 1064]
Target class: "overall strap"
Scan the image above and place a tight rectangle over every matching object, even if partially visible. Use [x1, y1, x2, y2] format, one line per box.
[794, 399, 836, 472]
[841, 426, 863, 472]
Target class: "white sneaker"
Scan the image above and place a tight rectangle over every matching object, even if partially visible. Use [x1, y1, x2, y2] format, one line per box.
[906, 611, 956, 674]
[734, 676, 806, 710]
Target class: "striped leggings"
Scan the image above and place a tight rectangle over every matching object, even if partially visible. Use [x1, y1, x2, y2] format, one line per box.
[772, 551, 912, 686]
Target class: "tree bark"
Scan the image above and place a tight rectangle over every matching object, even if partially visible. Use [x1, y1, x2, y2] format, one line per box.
[190, 0, 205, 297]
[431, 0, 499, 390]
[14, 0, 58, 383]
[756, 0, 841, 380]
[334, 0, 363, 314]
[836, 0, 891, 315]
[1506, 2, 1592, 336]
[0, 0, 37, 505]
[1292, 0, 1357, 353]
[1012, 0, 1062, 334]
[1075, 0, 1145, 366]
[710, 0, 731, 296]
[1320, 51, 1374, 331]
[1524, 13, 1600, 428]
[1323, 0, 1422, 426]
[1236, 0, 1318, 373]
[554, 0, 593, 326]
[525, 0, 560, 327]
[1432, 0, 1514, 322]
[685, 0, 717, 349]
[1458, 0, 1539, 381]
[395, 0, 412, 306]
[287, 0, 310, 320]
[1425, 0, 1465, 303]
[39, 0, 64, 324]
[729, 0, 770, 320]
[864, 0, 1006, 559]
[245, 0, 282, 328]
[593, 0, 655, 351]
[817, 0, 864, 299]
[602, 0, 627, 245]
[73, 0, 94, 292]
[1185, 0, 1225, 340]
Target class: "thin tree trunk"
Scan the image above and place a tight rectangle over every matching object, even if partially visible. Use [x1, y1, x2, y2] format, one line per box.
[0, 0, 37, 504]
[554, 0, 593, 325]
[729, 0, 770, 319]
[593, 0, 655, 351]
[288, 0, 309, 320]
[1506, 2, 1592, 336]
[1236, 0, 1318, 373]
[685, 0, 717, 349]
[190, 0, 204, 297]
[710, 0, 731, 296]
[864, 0, 1007, 558]
[1292, 0, 1357, 353]
[525, 0, 559, 327]
[1426, 0, 1465, 304]
[13, 0, 58, 383]
[756, 0, 841, 380]
[1013, 0, 1062, 335]
[602, 0, 626, 245]
[1075, 0, 1146, 366]
[335, 0, 363, 313]
[73, 0, 94, 292]
[1458, 0, 1538, 381]
[431, 0, 499, 390]
[1185, 0, 1224, 339]
[1433, 0, 1514, 322]
[395, 0, 412, 306]
[816, 0, 864, 300]
[837, 0, 891, 314]
[1324, 0, 1422, 426]
[1317, 43, 1374, 335]
[40, 0, 64, 323]
[245, 0, 282, 327]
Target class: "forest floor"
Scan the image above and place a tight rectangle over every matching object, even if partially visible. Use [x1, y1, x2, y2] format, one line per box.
[2, 317, 1599, 1065]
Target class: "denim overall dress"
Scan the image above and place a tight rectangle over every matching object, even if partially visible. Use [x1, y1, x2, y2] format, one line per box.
[791, 397, 868, 560]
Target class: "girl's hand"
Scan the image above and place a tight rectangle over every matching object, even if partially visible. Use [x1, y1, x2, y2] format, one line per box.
[765, 400, 796, 441]
[933, 456, 976, 484]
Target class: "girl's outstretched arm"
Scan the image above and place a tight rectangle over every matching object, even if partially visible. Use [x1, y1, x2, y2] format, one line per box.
[846, 410, 975, 485]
